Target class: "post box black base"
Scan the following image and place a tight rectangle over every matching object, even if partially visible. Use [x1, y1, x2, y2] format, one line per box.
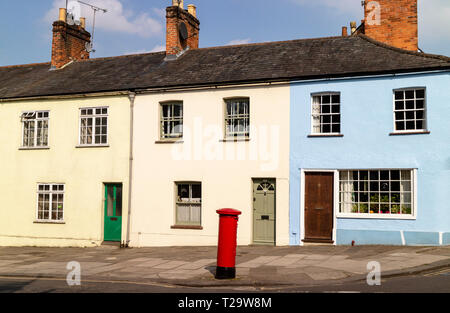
[215, 266, 236, 279]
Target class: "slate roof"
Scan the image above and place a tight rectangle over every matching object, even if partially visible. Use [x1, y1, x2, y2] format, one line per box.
[1, 34, 450, 100]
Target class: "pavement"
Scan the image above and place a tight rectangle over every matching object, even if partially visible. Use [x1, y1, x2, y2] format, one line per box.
[0, 244, 449, 289]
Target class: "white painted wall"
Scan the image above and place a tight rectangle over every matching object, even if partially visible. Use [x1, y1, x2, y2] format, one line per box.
[130, 85, 290, 247]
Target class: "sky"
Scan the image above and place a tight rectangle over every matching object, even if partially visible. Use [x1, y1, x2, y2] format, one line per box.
[0, 0, 449, 66]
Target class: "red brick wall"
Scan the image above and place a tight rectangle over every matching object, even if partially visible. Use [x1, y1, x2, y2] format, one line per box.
[364, 0, 418, 51]
[51, 21, 91, 69]
[166, 6, 200, 56]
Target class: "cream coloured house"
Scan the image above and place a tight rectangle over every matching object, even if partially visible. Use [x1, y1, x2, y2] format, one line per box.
[0, 9, 133, 247]
[129, 85, 290, 247]
[0, 95, 131, 247]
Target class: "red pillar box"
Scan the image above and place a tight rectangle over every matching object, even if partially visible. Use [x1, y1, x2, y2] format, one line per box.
[215, 209, 242, 279]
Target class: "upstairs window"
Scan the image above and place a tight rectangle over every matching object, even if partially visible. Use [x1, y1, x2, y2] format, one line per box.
[394, 88, 427, 132]
[311, 93, 341, 135]
[160, 102, 183, 140]
[21, 111, 49, 148]
[80, 107, 108, 146]
[225, 98, 250, 138]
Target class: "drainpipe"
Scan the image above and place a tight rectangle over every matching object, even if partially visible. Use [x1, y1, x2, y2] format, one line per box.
[125, 91, 136, 248]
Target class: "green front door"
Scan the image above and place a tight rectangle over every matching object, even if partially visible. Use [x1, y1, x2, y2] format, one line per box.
[253, 179, 276, 245]
[104, 184, 123, 242]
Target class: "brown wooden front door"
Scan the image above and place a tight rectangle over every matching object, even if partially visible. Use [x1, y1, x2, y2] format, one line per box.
[304, 172, 334, 243]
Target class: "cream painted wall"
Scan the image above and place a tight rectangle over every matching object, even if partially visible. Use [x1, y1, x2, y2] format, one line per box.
[0, 96, 130, 247]
[130, 85, 290, 247]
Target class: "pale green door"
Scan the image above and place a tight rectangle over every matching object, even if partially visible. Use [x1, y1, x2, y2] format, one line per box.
[253, 179, 276, 245]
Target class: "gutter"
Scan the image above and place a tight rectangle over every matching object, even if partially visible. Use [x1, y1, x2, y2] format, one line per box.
[0, 91, 130, 103]
[289, 69, 450, 85]
[125, 91, 136, 248]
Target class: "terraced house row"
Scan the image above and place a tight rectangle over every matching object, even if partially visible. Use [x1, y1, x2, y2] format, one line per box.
[1, 0, 449, 247]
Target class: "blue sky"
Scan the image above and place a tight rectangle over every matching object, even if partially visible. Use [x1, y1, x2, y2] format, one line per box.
[1, 0, 449, 66]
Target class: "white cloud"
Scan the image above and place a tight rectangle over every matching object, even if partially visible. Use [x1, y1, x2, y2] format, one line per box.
[225, 38, 251, 46]
[418, 0, 450, 55]
[123, 44, 165, 55]
[419, 0, 450, 39]
[44, 0, 164, 38]
[149, 44, 166, 52]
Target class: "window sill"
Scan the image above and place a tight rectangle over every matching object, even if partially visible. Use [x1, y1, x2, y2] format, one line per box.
[76, 144, 110, 149]
[171, 225, 203, 230]
[308, 134, 344, 138]
[337, 214, 416, 220]
[389, 131, 430, 136]
[155, 140, 184, 144]
[34, 220, 66, 225]
[19, 147, 50, 151]
[220, 138, 251, 142]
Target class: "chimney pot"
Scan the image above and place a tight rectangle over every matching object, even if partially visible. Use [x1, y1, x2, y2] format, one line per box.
[80, 17, 86, 29]
[172, 0, 184, 9]
[188, 4, 197, 17]
[342, 26, 348, 37]
[59, 8, 67, 22]
[350, 21, 357, 34]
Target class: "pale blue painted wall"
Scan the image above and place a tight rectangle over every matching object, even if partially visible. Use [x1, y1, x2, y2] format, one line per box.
[289, 71, 450, 246]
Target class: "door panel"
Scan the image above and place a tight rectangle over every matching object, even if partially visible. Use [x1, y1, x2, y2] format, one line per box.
[104, 184, 123, 242]
[253, 179, 276, 245]
[304, 173, 334, 243]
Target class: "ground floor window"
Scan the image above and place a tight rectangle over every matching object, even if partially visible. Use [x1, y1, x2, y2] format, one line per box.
[175, 183, 201, 226]
[339, 170, 414, 216]
[37, 184, 65, 221]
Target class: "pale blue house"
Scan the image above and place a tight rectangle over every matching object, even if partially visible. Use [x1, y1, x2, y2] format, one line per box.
[288, 0, 450, 246]
[287, 26, 450, 248]
[289, 69, 450, 246]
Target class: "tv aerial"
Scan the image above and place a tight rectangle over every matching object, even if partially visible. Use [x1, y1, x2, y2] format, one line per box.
[65, 0, 107, 53]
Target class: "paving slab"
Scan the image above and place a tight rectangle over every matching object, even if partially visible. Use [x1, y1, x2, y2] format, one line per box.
[306, 270, 349, 281]
[265, 255, 306, 267]
[237, 256, 283, 268]
[134, 258, 168, 268]
[177, 259, 216, 270]
[153, 260, 190, 270]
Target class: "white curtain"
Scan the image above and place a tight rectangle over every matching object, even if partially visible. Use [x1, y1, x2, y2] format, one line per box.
[400, 170, 412, 212]
[340, 171, 354, 213]
[312, 96, 321, 134]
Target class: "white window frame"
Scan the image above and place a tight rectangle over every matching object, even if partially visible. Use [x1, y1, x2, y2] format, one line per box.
[174, 182, 202, 226]
[36, 183, 65, 223]
[336, 169, 417, 220]
[310, 92, 341, 135]
[78, 107, 109, 146]
[392, 87, 427, 133]
[224, 98, 250, 139]
[21, 111, 50, 148]
[160, 101, 184, 140]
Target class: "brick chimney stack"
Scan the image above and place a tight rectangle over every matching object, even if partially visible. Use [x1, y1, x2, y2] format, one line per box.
[51, 8, 91, 69]
[166, 1, 200, 58]
[362, 0, 418, 51]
